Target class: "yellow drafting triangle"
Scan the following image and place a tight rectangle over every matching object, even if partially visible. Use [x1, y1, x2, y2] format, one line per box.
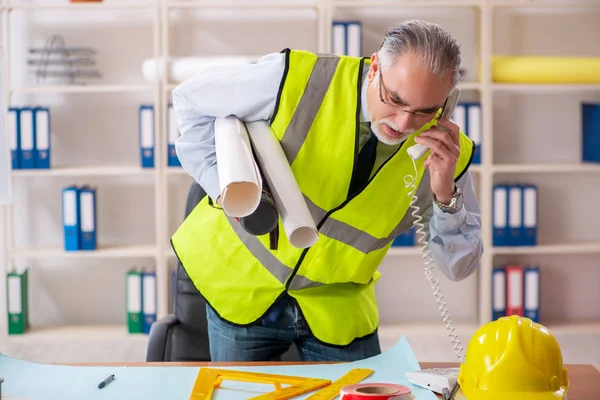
[189, 367, 331, 400]
[305, 368, 374, 399]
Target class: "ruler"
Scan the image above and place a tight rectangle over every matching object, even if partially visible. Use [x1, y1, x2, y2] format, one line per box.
[189, 368, 330, 400]
[305, 368, 374, 399]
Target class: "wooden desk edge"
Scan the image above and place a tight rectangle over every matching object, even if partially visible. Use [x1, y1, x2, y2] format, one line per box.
[65, 361, 599, 373]
[52, 361, 600, 399]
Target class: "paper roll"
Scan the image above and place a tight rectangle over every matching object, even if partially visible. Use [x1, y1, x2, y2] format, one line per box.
[491, 55, 600, 84]
[341, 383, 413, 400]
[245, 120, 319, 249]
[141, 56, 259, 83]
[214, 116, 262, 218]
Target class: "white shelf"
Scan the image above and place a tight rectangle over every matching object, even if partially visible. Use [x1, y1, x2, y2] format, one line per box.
[381, 320, 600, 337]
[3, 325, 149, 364]
[9, 245, 157, 259]
[12, 165, 154, 177]
[493, 163, 600, 174]
[542, 321, 600, 335]
[492, 0, 600, 10]
[459, 82, 482, 91]
[333, 0, 481, 8]
[5, 2, 157, 10]
[492, 83, 600, 93]
[6, 324, 148, 340]
[166, 167, 186, 175]
[379, 321, 479, 336]
[386, 247, 422, 256]
[166, 1, 319, 9]
[493, 242, 600, 255]
[9, 84, 153, 94]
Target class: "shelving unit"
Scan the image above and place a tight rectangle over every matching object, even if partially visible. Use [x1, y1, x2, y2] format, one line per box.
[0, 0, 164, 360]
[9, 84, 153, 94]
[1, 0, 599, 364]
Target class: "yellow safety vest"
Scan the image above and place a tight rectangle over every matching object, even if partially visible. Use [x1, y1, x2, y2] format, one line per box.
[171, 49, 475, 346]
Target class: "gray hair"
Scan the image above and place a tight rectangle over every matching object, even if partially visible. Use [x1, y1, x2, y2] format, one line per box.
[378, 20, 462, 87]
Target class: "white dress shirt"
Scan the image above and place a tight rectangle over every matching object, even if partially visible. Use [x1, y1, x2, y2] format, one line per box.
[172, 51, 483, 282]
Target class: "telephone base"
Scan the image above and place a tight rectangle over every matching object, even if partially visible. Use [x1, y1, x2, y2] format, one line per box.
[404, 367, 459, 395]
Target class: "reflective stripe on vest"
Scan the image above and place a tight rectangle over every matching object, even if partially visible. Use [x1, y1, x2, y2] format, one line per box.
[280, 56, 341, 164]
[225, 171, 433, 291]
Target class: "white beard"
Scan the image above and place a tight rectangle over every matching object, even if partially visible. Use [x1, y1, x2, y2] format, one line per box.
[371, 118, 415, 146]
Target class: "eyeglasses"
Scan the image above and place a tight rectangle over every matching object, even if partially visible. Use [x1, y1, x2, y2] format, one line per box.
[378, 69, 440, 119]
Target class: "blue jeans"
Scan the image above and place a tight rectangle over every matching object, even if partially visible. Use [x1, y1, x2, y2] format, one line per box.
[205, 298, 381, 362]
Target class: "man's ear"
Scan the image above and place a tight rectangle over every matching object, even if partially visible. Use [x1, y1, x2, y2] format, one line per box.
[368, 53, 379, 82]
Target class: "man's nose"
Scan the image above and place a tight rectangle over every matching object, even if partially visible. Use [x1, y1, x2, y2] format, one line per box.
[394, 111, 415, 131]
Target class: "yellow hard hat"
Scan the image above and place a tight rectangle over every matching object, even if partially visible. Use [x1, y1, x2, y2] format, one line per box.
[458, 315, 569, 400]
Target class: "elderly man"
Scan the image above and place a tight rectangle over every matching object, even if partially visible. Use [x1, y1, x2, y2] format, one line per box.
[170, 19, 483, 362]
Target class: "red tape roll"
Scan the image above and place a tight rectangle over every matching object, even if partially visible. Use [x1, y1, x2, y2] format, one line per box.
[341, 383, 413, 400]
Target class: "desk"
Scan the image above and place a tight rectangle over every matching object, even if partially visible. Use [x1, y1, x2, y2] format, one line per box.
[70, 361, 600, 399]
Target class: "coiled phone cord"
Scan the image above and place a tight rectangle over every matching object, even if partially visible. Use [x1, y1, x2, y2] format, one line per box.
[404, 157, 466, 363]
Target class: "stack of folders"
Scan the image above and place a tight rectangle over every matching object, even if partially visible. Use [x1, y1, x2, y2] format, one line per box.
[582, 102, 600, 163]
[138, 104, 182, 168]
[62, 186, 97, 251]
[492, 184, 538, 247]
[451, 102, 482, 164]
[126, 269, 157, 334]
[6, 268, 30, 335]
[492, 265, 540, 323]
[8, 106, 51, 169]
[391, 226, 416, 247]
[332, 21, 362, 57]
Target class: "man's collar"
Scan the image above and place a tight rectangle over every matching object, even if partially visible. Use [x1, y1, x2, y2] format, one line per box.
[360, 66, 369, 123]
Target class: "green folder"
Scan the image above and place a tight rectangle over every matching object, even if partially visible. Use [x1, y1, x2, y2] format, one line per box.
[7, 269, 29, 335]
[126, 269, 143, 334]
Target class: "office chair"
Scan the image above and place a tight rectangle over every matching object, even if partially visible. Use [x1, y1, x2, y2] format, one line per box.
[146, 180, 300, 362]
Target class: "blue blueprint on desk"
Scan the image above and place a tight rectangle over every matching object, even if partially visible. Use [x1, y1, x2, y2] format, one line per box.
[0, 335, 437, 400]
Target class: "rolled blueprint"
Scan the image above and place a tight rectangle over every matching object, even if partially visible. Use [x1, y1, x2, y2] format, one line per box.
[245, 120, 319, 249]
[214, 116, 262, 218]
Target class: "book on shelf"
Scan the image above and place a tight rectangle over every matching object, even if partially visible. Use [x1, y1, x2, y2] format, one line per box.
[452, 102, 481, 165]
[8, 106, 51, 170]
[492, 264, 540, 323]
[391, 226, 415, 247]
[139, 104, 154, 169]
[126, 267, 156, 334]
[126, 269, 143, 334]
[7, 268, 30, 335]
[582, 102, 600, 164]
[332, 21, 362, 57]
[62, 185, 97, 251]
[493, 183, 538, 247]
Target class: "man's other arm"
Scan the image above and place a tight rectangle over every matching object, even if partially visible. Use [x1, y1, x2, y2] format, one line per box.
[172, 53, 286, 201]
[420, 171, 483, 281]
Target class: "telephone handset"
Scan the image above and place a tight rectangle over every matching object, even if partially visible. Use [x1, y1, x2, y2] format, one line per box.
[403, 86, 466, 364]
[407, 88, 461, 160]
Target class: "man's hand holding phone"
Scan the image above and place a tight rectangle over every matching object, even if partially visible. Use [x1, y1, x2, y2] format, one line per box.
[414, 119, 461, 205]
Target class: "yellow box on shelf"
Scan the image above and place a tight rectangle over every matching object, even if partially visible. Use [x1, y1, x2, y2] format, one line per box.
[488, 55, 600, 84]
